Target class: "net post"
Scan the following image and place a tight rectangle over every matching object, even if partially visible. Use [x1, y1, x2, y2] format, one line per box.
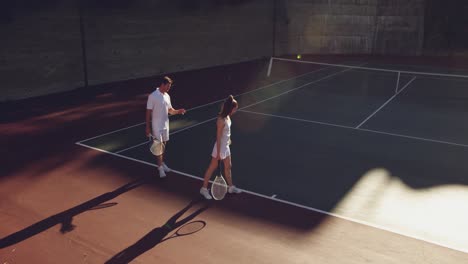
[267, 57, 273, 77]
[395, 71, 401, 93]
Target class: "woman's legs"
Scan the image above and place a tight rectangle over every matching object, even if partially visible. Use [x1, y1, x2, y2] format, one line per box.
[223, 155, 233, 186]
[223, 155, 241, 194]
[202, 157, 218, 188]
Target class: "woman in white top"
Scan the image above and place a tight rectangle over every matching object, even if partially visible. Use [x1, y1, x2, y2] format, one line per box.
[200, 95, 242, 199]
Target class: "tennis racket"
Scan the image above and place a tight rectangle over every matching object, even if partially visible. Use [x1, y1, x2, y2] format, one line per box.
[149, 134, 165, 156]
[161, 221, 206, 242]
[211, 160, 228, 200]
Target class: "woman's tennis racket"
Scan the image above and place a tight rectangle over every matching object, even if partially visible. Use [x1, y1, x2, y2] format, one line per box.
[161, 221, 206, 242]
[149, 134, 165, 156]
[211, 160, 228, 200]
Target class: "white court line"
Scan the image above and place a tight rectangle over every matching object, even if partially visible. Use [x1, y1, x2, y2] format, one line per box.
[394, 72, 401, 93]
[112, 64, 355, 154]
[359, 128, 468, 149]
[187, 65, 330, 112]
[76, 142, 203, 181]
[240, 66, 360, 110]
[398, 76, 417, 93]
[239, 109, 355, 130]
[115, 117, 218, 154]
[77, 122, 147, 143]
[79, 58, 468, 144]
[76, 66, 330, 144]
[274, 57, 468, 79]
[76, 59, 468, 253]
[121, 93, 354, 155]
[355, 76, 417, 129]
[239, 109, 468, 149]
[115, 141, 150, 154]
[76, 140, 468, 254]
[169, 117, 217, 136]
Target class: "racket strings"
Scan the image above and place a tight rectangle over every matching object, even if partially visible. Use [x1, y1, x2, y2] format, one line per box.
[211, 160, 228, 200]
[211, 176, 228, 200]
[149, 134, 165, 156]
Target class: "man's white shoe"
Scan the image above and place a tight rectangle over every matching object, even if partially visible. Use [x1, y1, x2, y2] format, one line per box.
[158, 166, 166, 178]
[162, 163, 171, 172]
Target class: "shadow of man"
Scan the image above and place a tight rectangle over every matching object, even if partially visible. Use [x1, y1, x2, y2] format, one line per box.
[0, 177, 147, 248]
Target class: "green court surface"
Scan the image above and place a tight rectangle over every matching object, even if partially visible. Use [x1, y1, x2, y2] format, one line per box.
[77, 60, 468, 253]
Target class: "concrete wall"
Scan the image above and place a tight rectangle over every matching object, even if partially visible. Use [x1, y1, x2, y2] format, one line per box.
[0, 1, 84, 101]
[373, 0, 425, 55]
[83, 0, 273, 85]
[0, 0, 273, 101]
[423, 0, 468, 55]
[274, 0, 425, 56]
[3, 0, 452, 102]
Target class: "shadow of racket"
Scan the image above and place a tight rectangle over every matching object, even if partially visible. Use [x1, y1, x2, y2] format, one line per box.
[161, 220, 206, 242]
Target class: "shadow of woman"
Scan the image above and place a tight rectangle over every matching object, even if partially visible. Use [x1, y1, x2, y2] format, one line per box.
[105, 198, 210, 264]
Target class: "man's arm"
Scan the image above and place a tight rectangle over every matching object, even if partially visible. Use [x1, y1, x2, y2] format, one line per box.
[145, 109, 152, 136]
[168, 108, 186, 115]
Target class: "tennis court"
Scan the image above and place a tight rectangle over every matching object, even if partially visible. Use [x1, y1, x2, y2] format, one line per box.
[77, 57, 468, 253]
[4, 2, 468, 263]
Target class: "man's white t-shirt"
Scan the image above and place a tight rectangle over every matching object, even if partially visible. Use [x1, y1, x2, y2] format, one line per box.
[147, 88, 172, 140]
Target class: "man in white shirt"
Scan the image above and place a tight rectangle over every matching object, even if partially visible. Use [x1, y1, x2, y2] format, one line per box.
[146, 76, 186, 177]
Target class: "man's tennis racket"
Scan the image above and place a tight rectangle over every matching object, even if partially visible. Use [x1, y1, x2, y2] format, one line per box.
[211, 160, 228, 200]
[149, 134, 165, 156]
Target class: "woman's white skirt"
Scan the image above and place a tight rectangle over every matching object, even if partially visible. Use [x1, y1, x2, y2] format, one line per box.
[211, 142, 231, 160]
